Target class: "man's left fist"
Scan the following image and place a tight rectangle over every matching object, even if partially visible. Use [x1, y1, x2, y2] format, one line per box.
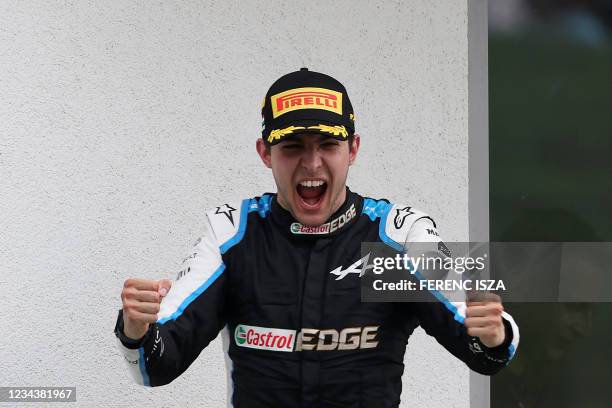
[465, 292, 505, 348]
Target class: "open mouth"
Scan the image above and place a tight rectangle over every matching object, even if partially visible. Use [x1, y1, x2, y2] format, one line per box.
[296, 179, 328, 208]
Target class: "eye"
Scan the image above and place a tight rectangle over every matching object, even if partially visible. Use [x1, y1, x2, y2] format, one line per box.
[321, 141, 339, 148]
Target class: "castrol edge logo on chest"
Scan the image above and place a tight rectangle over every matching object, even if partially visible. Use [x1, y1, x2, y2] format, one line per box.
[234, 324, 379, 352]
[234, 324, 295, 352]
[271, 87, 343, 118]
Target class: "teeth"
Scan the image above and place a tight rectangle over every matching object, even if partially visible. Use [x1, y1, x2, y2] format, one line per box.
[299, 180, 325, 188]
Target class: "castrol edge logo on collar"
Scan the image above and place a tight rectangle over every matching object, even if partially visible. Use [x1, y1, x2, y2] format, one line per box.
[234, 324, 379, 352]
[271, 87, 343, 118]
[290, 203, 357, 235]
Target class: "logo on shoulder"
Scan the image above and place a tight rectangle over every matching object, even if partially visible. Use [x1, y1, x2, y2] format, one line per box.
[291, 204, 356, 235]
[393, 206, 414, 229]
[215, 204, 237, 226]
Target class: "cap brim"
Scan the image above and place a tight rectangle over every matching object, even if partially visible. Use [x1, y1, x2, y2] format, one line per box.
[264, 119, 352, 145]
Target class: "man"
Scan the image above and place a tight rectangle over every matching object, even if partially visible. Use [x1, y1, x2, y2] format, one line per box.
[114, 68, 519, 407]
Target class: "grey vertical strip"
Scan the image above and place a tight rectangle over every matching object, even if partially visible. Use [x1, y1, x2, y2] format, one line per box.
[468, 1, 490, 408]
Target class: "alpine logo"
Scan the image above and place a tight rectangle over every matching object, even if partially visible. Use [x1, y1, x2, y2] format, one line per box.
[291, 204, 356, 235]
[329, 253, 372, 280]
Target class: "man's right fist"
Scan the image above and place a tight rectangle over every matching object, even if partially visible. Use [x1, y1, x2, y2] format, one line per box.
[121, 278, 172, 340]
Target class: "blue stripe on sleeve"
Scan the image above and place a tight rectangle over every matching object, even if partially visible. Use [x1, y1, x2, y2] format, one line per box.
[220, 200, 250, 254]
[138, 346, 150, 386]
[157, 263, 226, 325]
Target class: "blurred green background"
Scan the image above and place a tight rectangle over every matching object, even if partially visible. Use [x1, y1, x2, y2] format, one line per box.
[488, 0, 611, 407]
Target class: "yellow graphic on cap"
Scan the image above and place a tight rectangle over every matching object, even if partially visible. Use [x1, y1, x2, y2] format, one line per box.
[349, 113, 355, 121]
[267, 126, 306, 143]
[307, 125, 348, 138]
[271, 87, 343, 118]
[267, 124, 349, 144]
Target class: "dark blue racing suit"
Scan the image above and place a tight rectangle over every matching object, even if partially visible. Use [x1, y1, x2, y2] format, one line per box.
[116, 188, 519, 407]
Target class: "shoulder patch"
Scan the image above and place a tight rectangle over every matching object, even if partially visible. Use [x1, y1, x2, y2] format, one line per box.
[362, 199, 435, 251]
[206, 195, 272, 255]
[208, 201, 243, 241]
[213, 203, 239, 227]
[383, 204, 435, 247]
[207, 200, 249, 254]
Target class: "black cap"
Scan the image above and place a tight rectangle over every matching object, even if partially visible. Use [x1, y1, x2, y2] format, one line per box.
[261, 68, 355, 145]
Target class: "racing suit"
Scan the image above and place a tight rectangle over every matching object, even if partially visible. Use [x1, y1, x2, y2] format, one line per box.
[115, 188, 519, 407]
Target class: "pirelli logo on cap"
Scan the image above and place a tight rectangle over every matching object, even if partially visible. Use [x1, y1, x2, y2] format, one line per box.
[271, 87, 343, 118]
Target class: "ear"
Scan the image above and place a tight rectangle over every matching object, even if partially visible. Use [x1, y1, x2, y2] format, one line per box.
[349, 134, 361, 166]
[256, 138, 272, 169]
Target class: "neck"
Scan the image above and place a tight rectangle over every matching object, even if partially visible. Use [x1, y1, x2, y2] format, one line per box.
[330, 186, 347, 215]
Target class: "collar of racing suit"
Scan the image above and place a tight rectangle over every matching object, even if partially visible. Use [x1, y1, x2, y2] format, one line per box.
[270, 186, 363, 239]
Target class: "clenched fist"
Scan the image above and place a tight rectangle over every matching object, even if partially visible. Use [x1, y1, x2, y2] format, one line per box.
[465, 291, 506, 348]
[121, 278, 172, 340]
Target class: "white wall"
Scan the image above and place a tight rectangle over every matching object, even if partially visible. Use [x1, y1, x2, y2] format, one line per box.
[0, 1, 470, 407]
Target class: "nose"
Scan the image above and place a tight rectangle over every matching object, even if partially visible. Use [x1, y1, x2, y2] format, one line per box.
[300, 144, 323, 172]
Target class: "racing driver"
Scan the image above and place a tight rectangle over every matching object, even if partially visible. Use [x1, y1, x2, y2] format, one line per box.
[114, 68, 519, 407]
